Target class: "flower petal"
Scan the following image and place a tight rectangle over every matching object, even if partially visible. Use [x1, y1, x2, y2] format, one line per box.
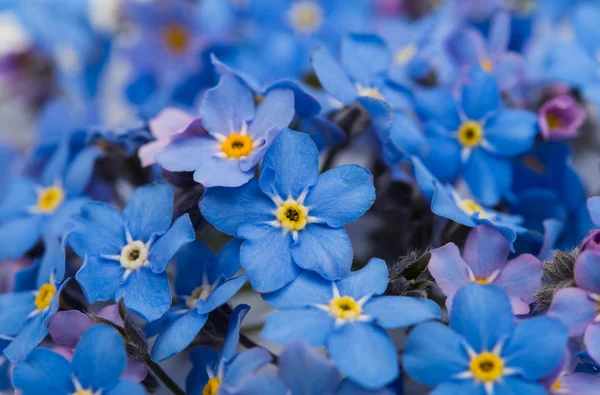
[68, 202, 126, 257]
[248, 89, 294, 139]
[223, 348, 273, 387]
[311, 46, 357, 105]
[0, 216, 43, 261]
[75, 255, 123, 304]
[106, 380, 147, 395]
[494, 254, 542, 312]
[429, 243, 470, 298]
[196, 275, 247, 314]
[148, 214, 195, 273]
[304, 165, 375, 228]
[584, 323, 600, 365]
[48, 310, 92, 348]
[575, 250, 600, 293]
[462, 67, 500, 120]
[291, 225, 353, 281]
[262, 270, 332, 310]
[11, 348, 74, 393]
[463, 149, 511, 206]
[462, 225, 510, 279]
[327, 322, 398, 390]
[123, 182, 173, 241]
[341, 34, 390, 86]
[261, 309, 334, 347]
[483, 109, 538, 157]
[151, 310, 208, 362]
[336, 258, 389, 300]
[116, 269, 171, 322]
[363, 296, 441, 329]
[156, 135, 220, 172]
[0, 291, 36, 335]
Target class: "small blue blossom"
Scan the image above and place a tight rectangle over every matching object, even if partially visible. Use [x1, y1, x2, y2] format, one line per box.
[414, 67, 538, 205]
[68, 182, 195, 322]
[200, 128, 376, 292]
[187, 304, 275, 395]
[151, 240, 247, 362]
[157, 75, 295, 188]
[11, 324, 145, 395]
[404, 284, 568, 394]
[261, 258, 441, 389]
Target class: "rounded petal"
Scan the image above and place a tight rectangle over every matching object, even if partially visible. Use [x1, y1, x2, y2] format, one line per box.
[304, 165, 375, 228]
[4, 314, 49, 362]
[149, 107, 195, 140]
[187, 346, 219, 394]
[123, 182, 173, 241]
[332, 258, 388, 301]
[239, 225, 300, 293]
[483, 110, 538, 157]
[200, 75, 255, 137]
[291, 225, 353, 281]
[151, 310, 208, 362]
[262, 270, 332, 310]
[148, 214, 195, 273]
[414, 89, 460, 130]
[48, 310, 92, 348]
[421, 130, 462, 183]
[156, 135, 220, 172]
[384, 112, 428, 158]
[223, 376, 288, 395]
[223, 348, 273, 387]
[214, 238, 243, 280]
[574, 250, 600, 293]
[200, 179, 275, 237]
[68, 202, 126, 257]
[193, 155, 255, 188]
[462, 225, 510, 279]
[0, 292, 36, 335]
[404, 322, 470, 387]
[363, 296, 441, 329]
[502, 316, 568, 380]
[588, 197, 600, 227]
[116, 269, 171, 322]
[584, 323, 600, 365]
[196, 275, 247, 314]
[463, 149, 511, 206]
[462, 67, 500, 120]
[73, 324, 126, 390]
[327, 323, 398, 390]
[341, 34, 390, 86]
[0, 216, 43, 261]
[495, 376, 547, 395]
[560, 372, 600, 394]
[428, 243, 470, 297]
[106, 380, 147, 395]
[75, 255, 123, 304]
[11, 348, 74, 394]
[311, 46, 357, 105]
[64, 146, 103, 194]
[494, 254, 542, 311]
[0, 178, 38, 220]
[450, 284, 514, 353]
[261, 309, 334, 347]
[248, 89, 294, 138]
[260, 129, 319, 200]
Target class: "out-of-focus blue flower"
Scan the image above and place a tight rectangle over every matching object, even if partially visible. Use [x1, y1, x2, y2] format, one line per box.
[0, 264, 68, 362]
[412, 156, 528, 248]
[414, 67, 538, 205]
[447, 12, 524, 91]
[157, 75, 295, 188]
[200, 129, 376, 292]
[0, 339, 10, 391]
[541, 341, 600, 394]
[404, 283, 568, 394]
[261, 258, 441, 389]
[187, 304, 277, 395]
[151, 240, 247, 362]
[68, 182, 195, 322]
[12, 324, 145, 395]
[276, 340, 394, 394]
[429, 225, 542, 314]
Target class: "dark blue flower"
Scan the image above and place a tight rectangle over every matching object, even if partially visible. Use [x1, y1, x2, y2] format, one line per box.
[200, 128, 376, 292]
[261, 258, 441, 389]
[404, 284, 568, 394]
[414, 67, 538, 205]
[68, 182, 195, 322]
[151, 240, 247, 361]
[12, 324, 145, 395]
[187, 304, 275, 395]
[157, 75, 295, 188]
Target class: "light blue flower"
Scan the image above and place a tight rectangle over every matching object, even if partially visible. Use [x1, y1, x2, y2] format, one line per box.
[151, 240, 247, 362]
[261, 258, 441, 389]
[200, 128, 376, 292]
[404, 284, 568, 394]
[157, 75, 295, 188]
[11, 324, 145, 395]
[68, 182, 195, 322]
[187, 304, 276, 395]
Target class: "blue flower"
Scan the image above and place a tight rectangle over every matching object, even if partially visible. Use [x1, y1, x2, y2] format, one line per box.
[0, 339, 10, 390]
[11, 324, 145, 395]
[261, 258, 441, 389]
[0, 265, 68, 362]
[186, 304, 275, 395]
[404, 284, 568, 394]
[151, 240, 247, 362]
[411, 156, 527, 249]
[200, 128, 376, 292]
[68, 182, 195, 322]
[414, 67, 538, 205]
[157, 75, 295, 188]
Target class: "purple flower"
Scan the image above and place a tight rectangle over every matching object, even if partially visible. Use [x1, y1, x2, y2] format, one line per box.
[429, 225, 542, 314]
[541, 340, 600, 394]
[582, 230, 600, 253]
[48, 306, 148, 382]
[539, 95, 586, 141]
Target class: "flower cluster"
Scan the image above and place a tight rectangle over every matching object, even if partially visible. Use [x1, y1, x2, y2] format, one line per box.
[0, 0, 600, 394]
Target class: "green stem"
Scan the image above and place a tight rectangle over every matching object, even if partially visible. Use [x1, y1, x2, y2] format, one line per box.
[143, 355, 186, 395]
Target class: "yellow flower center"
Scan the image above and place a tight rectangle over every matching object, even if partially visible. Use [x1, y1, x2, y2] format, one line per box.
[73, 391, 94, 395]
[288, 1, 324, 34]
[394, 43, 417, 65]
[120, 240, 148, 270]
[551, 380, 561, 391]
[358, 87, 385, 101]
[35, 283, 57, 310]
[457, 121, 483, 148]
[546, 113, 561, 130]
[458, 199, 488, 218]
[276, 199, 309, 231]
[221, 134, 253, 159]
[163, 24, 190, 54]
[37, 186, 65, 214]
[329, 296, 362, 321]
[481, 59, 494, 72]
[203, 377, 220, 395]
[475, 278, 489, 284]
[186, 285, 212, 309]
[469, 352, 504, 383]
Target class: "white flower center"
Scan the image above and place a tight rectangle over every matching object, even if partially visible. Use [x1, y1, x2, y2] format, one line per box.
[120, 240, 148, 270]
